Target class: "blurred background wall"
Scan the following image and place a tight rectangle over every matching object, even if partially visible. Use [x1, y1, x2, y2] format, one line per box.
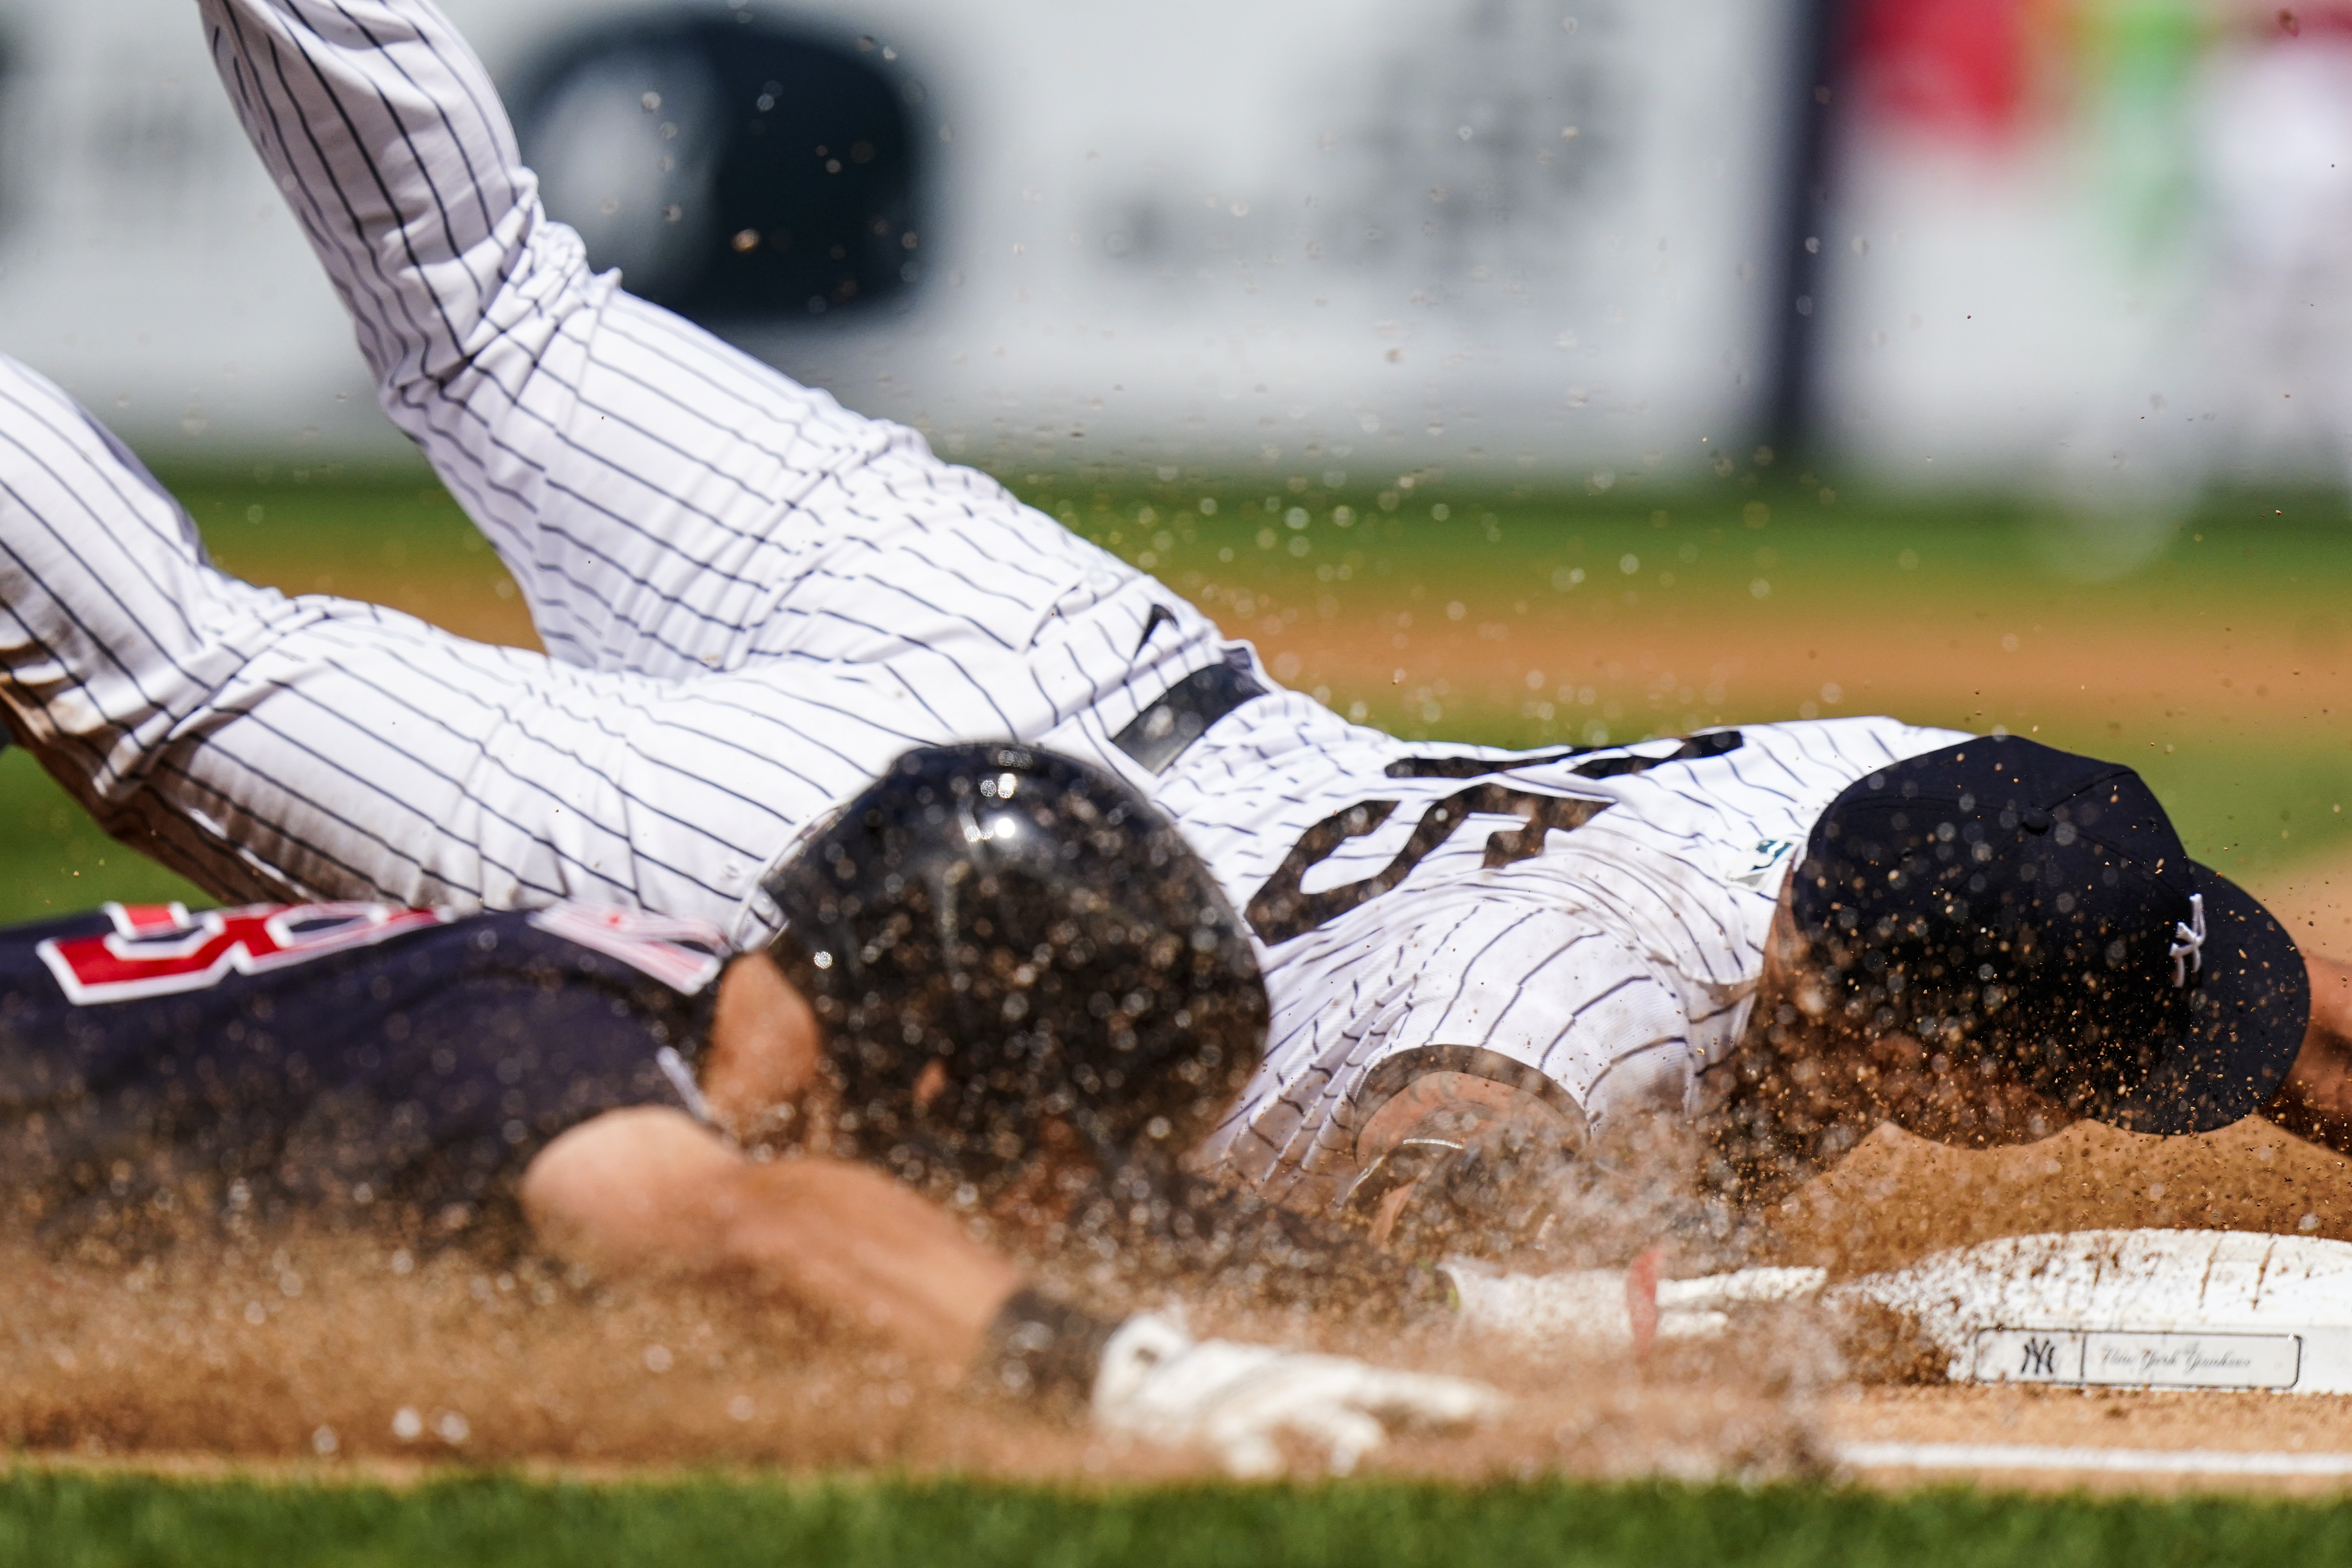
[0, 0, 2341, 505]
[1817, 0, 2352, 538]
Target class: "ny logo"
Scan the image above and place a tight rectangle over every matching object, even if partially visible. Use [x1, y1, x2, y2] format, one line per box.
[2019, 1338, 2060, 1377]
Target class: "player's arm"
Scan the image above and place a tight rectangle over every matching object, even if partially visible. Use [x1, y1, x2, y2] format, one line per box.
[1303, 914, 1704, 1254]
[518, 1105, 1502, 1474]
[2257, 953, 2352, 1153]
[520, 1105, 1019, 1377]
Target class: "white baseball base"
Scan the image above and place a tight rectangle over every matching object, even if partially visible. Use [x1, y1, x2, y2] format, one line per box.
[1831, 1228, 2352, 1393]
[1455, 1229, 2352, 1393]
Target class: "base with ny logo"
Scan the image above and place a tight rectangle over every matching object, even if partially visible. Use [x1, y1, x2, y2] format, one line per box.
[1451, 1232, 2352, 1396]
[1970, 1328, 2305, 1391]
[1824, 1231, 2352, 1394]
[1822, 1231, 2352, 1393]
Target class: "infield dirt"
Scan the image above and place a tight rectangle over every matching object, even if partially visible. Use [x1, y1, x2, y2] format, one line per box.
[0, 1222, 1828, 1482]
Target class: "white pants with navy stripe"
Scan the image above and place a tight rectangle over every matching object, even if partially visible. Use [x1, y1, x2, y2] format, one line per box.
[200, 0, 1225, 726]
[0, 358, 956, 926]
[0, 0, 1230, 936]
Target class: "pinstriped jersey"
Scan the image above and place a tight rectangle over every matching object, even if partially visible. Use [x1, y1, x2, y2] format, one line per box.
[1162, 706, 1971, 1210]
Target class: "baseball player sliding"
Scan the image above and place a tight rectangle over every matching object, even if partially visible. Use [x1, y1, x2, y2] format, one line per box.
[2, 0, 2348, 1264]
[0, 745, 1498, 1476]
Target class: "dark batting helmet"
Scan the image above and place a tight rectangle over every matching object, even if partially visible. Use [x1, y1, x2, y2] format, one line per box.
[760, 743, 1268, 1190]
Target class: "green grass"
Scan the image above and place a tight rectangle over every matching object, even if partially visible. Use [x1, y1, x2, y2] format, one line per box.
[0, 750, 207, 925]
[0, 1471, 2347, 1568]
[1012, 467, 2352, 612]
[175, 463, 530, 648]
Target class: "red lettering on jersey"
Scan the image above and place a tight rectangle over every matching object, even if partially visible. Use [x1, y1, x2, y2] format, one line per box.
[37, 902, 451, 1006]
[525, 905, 727, 997]
[110, 903, 195, 938]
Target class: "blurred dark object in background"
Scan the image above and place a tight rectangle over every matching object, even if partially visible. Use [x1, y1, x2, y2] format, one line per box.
[513, 16, 925, 324]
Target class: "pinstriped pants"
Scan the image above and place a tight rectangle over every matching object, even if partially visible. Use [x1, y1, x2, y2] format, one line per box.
[0, 0, 1232, 938]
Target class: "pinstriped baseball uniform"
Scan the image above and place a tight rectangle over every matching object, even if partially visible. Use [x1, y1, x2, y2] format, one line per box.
[1160, 707, 1969, 1208]
[0, 410, 945, 928]
[198, 0, 1231, 737]
[0, 0, 1973, 1208]
[0, 0, 1228, 928]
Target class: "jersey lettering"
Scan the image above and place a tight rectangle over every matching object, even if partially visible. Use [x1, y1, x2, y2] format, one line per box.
[37, 902, 451, 1006]
[1382, 729, 1744, 781]
[110, 902, 196, 938]
[526, 905, 728, 996]
[1246, 785, 1612, 946]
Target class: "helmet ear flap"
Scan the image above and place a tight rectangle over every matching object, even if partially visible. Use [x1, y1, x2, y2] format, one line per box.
[764, 744, 1268, 1192]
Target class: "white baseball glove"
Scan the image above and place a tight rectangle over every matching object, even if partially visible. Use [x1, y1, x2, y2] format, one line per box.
[1090, 1314, 1505, 1477]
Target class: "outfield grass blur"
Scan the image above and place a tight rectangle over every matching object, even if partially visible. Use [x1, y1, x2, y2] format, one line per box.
[1, 460, 2347, 922]
[0, 1471, 2344, 1568]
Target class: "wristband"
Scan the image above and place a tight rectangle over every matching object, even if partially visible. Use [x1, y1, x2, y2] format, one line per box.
[980, 1288, 1120, 1405]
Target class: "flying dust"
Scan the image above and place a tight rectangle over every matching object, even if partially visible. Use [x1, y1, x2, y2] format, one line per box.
[0, 1215, 1827, 1481]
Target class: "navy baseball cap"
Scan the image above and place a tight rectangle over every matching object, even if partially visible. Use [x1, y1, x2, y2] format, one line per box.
[1788, 736, 2308, 1135]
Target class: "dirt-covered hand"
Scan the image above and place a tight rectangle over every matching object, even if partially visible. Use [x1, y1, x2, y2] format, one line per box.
[1089, 1314, 1504, 1476]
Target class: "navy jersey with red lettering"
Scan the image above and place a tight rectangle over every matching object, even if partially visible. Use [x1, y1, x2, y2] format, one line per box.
[0, 900, 728, 1240]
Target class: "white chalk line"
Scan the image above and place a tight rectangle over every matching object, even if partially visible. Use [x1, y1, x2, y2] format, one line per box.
[1837, 1442, 2352, 1477]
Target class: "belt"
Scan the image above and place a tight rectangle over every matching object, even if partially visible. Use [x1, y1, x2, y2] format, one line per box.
[1112, 656, 1267, 774]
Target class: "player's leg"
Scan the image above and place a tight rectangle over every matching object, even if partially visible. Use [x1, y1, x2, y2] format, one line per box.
[0, 353, 596, 910]
[197, 0, 1222, 745]
[0, 352, 324, 902]
[199, 0, 685, 672]
[0, 351, 927, 926]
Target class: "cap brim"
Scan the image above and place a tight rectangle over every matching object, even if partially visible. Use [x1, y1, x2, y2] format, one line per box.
[2095, 867, 2310, 1135]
